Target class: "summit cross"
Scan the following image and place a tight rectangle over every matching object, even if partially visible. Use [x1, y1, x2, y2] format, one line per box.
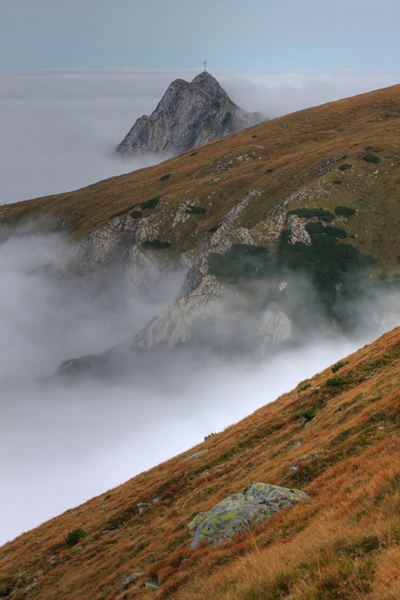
[204, 61, 207, 72]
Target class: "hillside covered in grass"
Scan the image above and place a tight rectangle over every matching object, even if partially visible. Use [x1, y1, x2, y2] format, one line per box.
[2, 84, 399, 274]
[1, 326, 399, 600]
[1, 84, 399, 353]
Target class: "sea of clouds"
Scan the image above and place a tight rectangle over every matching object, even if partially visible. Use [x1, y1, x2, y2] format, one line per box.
[1, 67, 400, 546]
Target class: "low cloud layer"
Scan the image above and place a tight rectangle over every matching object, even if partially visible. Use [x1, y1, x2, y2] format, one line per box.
[1, 68, 400, 546]
[1, 68, 399, 204]
[1, 230, 400, 546]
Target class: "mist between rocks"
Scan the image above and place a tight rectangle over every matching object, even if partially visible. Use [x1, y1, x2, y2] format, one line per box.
[1, 226, 400, 546]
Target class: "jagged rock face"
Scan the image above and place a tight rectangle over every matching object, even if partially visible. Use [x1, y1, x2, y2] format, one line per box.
[116, 72, 265, 157]
[188, 482, 308, 548]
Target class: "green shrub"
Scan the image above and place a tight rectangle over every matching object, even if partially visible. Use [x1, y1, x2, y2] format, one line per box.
[278, 229, 377, 325]
[189, 151, 198, 156]
[366, 146, 373, 150]
[141, 240, 171, 250]
[333, 180, 342, 184]
[130, 210, 143, 219]
[332, 360, 349, 373]
[209, 225, 220, 233]
[185, 205, 207, 215]
[252, 134, 257, 138]
[141, 196, 161, 210]
[335, 206, 356, 217]
[339, 163, 352, 171]
[326, 375, 346, 386]
[109, 204, 138, 219]
[363, 153, 381, 164]
[298, 382, 312, 393]
[222, 112, 232, 126]
[305, 222, 347, 239]
[204, 433, 216, 440]
[302, 407, 316, 421]
[207, 244, 272, 283]
[65, 528, 86, 547]
[287, 208, 335, 222]
[0, 576, 14, 596]
[266, 168, 274, 173]
[341, 155, 348, 160]
[160, 173, 171, 181]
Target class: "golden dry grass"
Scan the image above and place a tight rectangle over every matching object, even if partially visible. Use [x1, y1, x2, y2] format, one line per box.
[1, 84, 400, 272]
[0, 326, 399, 599]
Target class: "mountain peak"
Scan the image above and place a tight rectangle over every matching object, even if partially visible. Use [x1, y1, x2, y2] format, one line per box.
[190, 71, 227, 101]
[116, 72, 265, 157]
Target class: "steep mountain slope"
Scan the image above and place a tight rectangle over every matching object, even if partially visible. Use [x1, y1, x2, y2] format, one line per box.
[1, 326, 399, 600]
[2, 84, 399, 359]
[116, 72, 265, 157]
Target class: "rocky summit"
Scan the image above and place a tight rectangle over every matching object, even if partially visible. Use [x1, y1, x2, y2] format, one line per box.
[116, 71, 265, 157]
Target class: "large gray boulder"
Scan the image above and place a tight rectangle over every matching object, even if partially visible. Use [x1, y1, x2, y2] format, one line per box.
[188, 482, 308, 548]
[116, 71, 265, 157]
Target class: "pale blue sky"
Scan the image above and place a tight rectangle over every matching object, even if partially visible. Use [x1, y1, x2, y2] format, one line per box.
[1, 0, 399, 71]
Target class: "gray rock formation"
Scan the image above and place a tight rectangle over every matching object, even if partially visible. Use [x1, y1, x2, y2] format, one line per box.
[116, 72, 265, 157]
[188, 482, 308, 548]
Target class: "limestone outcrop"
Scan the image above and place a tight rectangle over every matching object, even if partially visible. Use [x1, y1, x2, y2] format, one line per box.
[116, 72, 265, 157]
[188, 482, 308, 548]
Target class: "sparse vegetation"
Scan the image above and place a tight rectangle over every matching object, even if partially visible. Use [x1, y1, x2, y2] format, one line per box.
[207, 244, 272, 283]
[326, 375, 346, 386]
[185, 205, 207, 215]
[65, 528, 86, 547]
[302, 407, 316, 421]
[141, 240, 171, 250]
[278, 230, 376, 324]
[332, 360, 349, 373]
[287, 208, 335, 222]
[305, 222, 347, 238]
[364, 153, 381, 164]
[141, 196, 161, 210]
[109, 204, 138, 219]
[335, 206, 356, 217]
[298, 382, 312, 393]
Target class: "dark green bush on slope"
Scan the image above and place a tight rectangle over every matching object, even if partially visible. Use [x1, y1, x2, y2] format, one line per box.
[288, 208, 335, 222]
[207, 244, 273, 283]
[305, 222, 347, 239]
[141, 240, 171, 250]
[363, 153, 381, 164]
[278, 230, 377, 325]
[65, 528, 86, 547]
[186, 205, 207, 215]
[335, 206, 356, 217]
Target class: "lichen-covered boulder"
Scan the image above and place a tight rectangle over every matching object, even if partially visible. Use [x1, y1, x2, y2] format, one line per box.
[188, 482, 308, 548]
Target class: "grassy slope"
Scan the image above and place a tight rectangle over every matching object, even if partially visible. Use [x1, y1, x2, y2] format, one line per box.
[1, 326, 400, 599]
[1, 85, 400, 279]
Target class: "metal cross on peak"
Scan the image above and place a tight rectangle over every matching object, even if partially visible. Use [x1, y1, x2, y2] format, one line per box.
[204, 60, 207, 72]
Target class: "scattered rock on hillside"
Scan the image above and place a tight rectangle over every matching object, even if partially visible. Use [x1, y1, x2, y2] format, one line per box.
[119, 572, 144, 590]
[116, 71, 265, 158]
[188, 482, 308, 548]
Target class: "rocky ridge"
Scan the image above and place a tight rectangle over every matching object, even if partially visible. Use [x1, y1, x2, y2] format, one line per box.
[116, 71, 265, 157]
[2, 84, 400, 371]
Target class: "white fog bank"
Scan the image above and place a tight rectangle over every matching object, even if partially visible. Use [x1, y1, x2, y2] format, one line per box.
[1, 231, 400, 546]
[1, 68, 399, 204]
